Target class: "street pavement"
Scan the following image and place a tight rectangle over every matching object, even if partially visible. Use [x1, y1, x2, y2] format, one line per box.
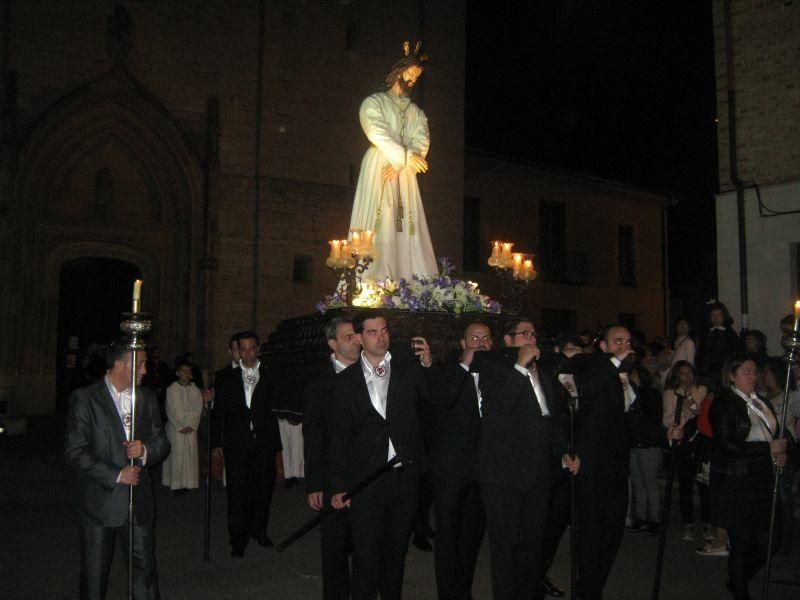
[2, 417, 798, 599]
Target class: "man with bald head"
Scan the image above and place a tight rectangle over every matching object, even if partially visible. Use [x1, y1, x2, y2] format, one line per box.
[560, 325, 681, 599]
[430, 321, 493, 600]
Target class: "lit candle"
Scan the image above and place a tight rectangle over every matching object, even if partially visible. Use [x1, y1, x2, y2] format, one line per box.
[337, 241, 351, 268]
[326, 240, 340, 267]
[523, 259, 534, 280]
[361, 230, 373, 259]
[487, 241, 501, 268]
[351, 229, 362, 255]
[794, 300, 800, 331]
[501, 242, 514, 268]
[512, 253, 523, 278]
[132, 279, 142, 313]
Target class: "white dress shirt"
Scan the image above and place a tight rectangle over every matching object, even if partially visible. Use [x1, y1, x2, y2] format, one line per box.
[360, 351, 397, 461]
[733, 388, 776, 443]
[514, 364, 550, 417]
[460, 362, 483, 416]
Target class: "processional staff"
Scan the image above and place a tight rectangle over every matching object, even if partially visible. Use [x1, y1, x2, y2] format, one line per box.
[558, 373, 580, 600]
[651, 391, 685, 600]
[761, 301, 800, 600]
[119, 279, 152, 600]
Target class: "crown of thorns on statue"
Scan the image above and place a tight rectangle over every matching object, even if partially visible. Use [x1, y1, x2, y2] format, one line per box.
[384, 41, 429, 88]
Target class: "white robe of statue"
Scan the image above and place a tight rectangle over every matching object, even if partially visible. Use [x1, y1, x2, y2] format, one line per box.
[349, 91, 438, 282]
[162, 381, 203, 490]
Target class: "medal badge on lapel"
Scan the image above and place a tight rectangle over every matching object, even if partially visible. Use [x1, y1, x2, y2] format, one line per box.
[374, 365, 387, 378]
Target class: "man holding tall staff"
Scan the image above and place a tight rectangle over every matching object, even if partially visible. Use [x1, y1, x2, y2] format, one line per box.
[65, 337, 169, 600]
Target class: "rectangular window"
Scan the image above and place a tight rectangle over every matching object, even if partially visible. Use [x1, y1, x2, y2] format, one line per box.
[540, 201, 565, 282]
[292, 255, 313, 283]
[618, 225, 636, 286]
[463, 196, 482, 272]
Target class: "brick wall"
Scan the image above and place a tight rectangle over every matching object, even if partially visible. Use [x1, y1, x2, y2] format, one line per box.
[713, 0, 800, 190]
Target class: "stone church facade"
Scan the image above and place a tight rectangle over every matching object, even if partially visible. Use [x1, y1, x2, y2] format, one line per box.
[0, 1, 466, 414]
[0, 2, 670, 417]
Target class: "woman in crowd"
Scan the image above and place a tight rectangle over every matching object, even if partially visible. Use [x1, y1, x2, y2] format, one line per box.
[627, 364, 664, 535]
[695, 387, 729, 556]
[697, 301, 740, 390]
[671, 316, 696, 367]
[709, 353, 787, 600]
[742, 329, 769, 368]
[662, 361, 709, 541]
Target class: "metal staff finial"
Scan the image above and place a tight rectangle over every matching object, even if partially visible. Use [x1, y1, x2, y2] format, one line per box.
[119, 279, 152, 600]
[761, 302, 800, 600]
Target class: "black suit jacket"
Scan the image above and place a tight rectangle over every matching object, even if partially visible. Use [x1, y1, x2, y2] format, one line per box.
[560, 353, 665, 483]
[303, 360, 338, 494]
[213, 364, 237, 390]
[329, 358, 434, 495]
[210, 365, 281, 454]
[64, 379, 169, 527]
[429, 356, 482, 480]
[473, 349, 567, 492]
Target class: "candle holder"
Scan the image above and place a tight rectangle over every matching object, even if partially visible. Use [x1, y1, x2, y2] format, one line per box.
[120, 311, 153, 350]
[487, 242, 537, 315]
[326, 230, 378, 306]
[764, 306, 800, 597]
[119, 299, 152, 600]
[491, 266, 530, 315]
[331, 257, 374, 305]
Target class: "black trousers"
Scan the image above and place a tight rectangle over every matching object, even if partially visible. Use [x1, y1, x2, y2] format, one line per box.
[575, 476, 628, 600]
[320, 498, 351, 600]
[432, 473, 486, 600]
[482, 482, 549, 600]
[224, 442, 276, 551]
[541, 470, 571, 575]
[79, 517, 160, 600]
[348, 467, 419, 600]
[727, 524, 781, 600]
[675, 441, 710, 524]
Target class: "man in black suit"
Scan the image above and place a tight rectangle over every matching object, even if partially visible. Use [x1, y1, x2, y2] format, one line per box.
[329, 310, 435, 600]
[560, 325, 680, 600]
[430, 320, 491, 600]
[65, 338, 170, 600]
[210, 331, 281, 557]
[474, 317, 579, 600]
[303, 316, 361, 600]
[538, 333, 585, 598]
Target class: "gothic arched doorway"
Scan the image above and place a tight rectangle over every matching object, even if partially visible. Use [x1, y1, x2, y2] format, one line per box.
[55, 258, 142, 413]
[8, 67, 206, 415]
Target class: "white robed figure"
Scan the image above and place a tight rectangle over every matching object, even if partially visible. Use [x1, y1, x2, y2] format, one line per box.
[162, 363, 203, 491]
[349, 42, 438, 282]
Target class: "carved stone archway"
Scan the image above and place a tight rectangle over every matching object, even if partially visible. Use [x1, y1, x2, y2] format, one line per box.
[9, 67, 205, 415]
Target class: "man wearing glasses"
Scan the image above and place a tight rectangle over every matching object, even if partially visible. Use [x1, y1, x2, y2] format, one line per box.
[473, 317, 579, 600]
[429, 321, 493, 600]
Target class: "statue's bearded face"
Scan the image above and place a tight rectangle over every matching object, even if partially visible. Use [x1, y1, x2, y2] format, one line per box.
[398, 65, 423, 96]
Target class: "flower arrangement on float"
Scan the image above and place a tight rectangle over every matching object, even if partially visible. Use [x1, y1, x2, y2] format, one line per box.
[316, 257, 502, 315]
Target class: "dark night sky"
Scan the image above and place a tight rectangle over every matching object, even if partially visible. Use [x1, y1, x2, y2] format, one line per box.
[464, 2, 719, 321]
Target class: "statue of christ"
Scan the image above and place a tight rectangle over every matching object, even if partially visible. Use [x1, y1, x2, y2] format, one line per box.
[348, 42, 438, 282]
